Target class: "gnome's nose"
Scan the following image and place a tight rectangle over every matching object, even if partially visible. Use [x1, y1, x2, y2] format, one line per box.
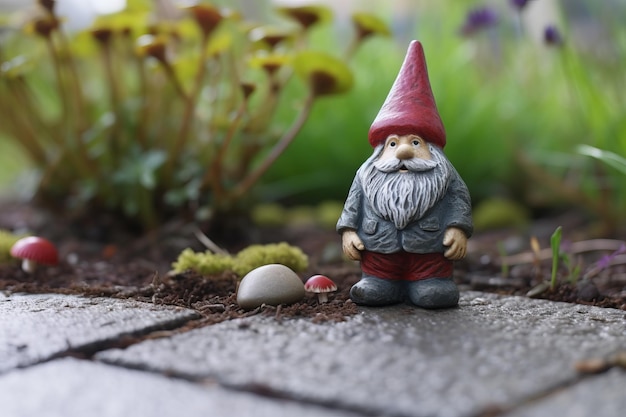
[395, 144, 413, 160]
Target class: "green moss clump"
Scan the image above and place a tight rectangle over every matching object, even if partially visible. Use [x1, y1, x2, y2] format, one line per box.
[473, 197, 530, 231]
[251, 201, 344, 230]
[251, 204, 287, 227]
[286, 206, 316, 226]
[171, 242, 308, 278]
[233, 242, 308, 277]
[171, 248, 235, 276]
[316, 200, 343, 229]
[0, 230, 26, 264]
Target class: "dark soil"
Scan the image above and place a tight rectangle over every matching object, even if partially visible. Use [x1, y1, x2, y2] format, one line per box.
[0, 199, 624, 328]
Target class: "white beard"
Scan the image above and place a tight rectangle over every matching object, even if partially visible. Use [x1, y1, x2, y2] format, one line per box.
[359, 144, 452, 230]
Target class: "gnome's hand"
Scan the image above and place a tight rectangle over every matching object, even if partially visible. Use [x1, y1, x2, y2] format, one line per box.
[443, 227, 468, 260]
[342, 229, 365, 261]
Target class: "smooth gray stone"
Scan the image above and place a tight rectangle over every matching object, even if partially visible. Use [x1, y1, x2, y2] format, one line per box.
[505, 368, 626, 417]
[0, 293, 198, 373]
[0, 358, 360, 417]
[237, 264, 305, 310]
[98, 292, 626, 417]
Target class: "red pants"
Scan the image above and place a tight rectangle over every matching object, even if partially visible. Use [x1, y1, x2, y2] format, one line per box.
[361, 251, 452, 282]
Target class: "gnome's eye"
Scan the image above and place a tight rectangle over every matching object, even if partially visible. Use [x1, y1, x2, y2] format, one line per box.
[412, 140, 420, 146]
[389, 141, 397, 147]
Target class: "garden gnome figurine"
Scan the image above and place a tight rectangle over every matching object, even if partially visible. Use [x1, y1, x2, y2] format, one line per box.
[337, 40, 473, 308]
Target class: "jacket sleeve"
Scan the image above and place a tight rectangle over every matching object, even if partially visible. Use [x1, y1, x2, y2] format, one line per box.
[336, 174, 363, 233]
[443, 167, 474, 238]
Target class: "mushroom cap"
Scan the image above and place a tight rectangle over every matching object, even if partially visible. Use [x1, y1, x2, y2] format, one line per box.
[304, 274, 337, 293]
[10, 236, 59, 266]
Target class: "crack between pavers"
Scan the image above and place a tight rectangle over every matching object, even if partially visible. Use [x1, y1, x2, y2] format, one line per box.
[28, 313, 202, 367]
[93, 357, 396, 417]
[215, 380, 393, 417]
[96, 358, 389, 417]
[470, 354, 626, 417]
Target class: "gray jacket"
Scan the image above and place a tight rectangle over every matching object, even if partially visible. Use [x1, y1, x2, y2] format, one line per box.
[336, 168, 473, 254]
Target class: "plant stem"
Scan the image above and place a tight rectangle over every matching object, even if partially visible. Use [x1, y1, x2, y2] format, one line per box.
[162, 62, 188, 102]
[7, 77, 62, 148]
[345, 34, 363, 61]
[165, 36, 210, 179]
[137, 185, 158, 230]
[45, 36, 71, 130]
[134, 50, 149, 149]
[0, 99, 47, 165]
[203, 99, 247, 200]
[496, 241, 508, 278]
[550, 226, 562, 289]
[44, 35, 95, 179]
[232, 92, 316, 199]
[57, 29, 86, 132]
[100, 43, 123, 154]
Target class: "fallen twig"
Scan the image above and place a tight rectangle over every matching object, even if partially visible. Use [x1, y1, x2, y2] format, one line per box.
[499, 239, 626, 266]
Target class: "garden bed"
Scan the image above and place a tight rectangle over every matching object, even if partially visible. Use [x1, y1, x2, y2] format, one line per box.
[0, 199, 624, 328]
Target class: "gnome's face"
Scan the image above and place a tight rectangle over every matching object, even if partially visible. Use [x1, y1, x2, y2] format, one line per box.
[375, 134, 435, 173]
[360, 134, 451, 230]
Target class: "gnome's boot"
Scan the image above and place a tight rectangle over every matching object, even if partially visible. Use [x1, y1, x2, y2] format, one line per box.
[350, 275, 404, 306]
[407, 277, 459, 309]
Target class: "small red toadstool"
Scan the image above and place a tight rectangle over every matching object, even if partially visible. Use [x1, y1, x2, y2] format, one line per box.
[304, 274, 337, 304]
[10, 236, 59, 273]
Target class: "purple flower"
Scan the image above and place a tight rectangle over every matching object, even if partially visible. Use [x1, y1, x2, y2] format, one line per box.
[510, 0, 534, 10]
[544, 25, 564, 46]
[590, 243, 626, 275]
[460, 7, 498, 36]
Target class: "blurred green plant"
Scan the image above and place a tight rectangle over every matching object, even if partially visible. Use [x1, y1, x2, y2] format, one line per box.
[0, 1, 388, 230]
[251, 200, 343, 229]
[472, 197, 529, 231]
[550, 226, 562, 289]
[504, 6, 626, 234]
[524, 226, 582, 295]
[171, 242, 308, 278]
[0, 229, 27, 263]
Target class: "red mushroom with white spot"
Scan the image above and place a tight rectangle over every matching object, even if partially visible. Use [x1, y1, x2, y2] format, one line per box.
[10, 236, 59, 273]
[304, 274, 337, 304]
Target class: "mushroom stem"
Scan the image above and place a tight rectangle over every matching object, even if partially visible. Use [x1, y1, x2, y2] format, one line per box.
[317, 293, 328, 304]
[21, 259, 37, 274]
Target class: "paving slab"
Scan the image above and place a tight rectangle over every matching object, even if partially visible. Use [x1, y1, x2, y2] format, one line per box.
[0, 293, 198, 373]
[98, 292, 626, 417]
[0, 358, 361, 417]
[505, 368, 626, 417]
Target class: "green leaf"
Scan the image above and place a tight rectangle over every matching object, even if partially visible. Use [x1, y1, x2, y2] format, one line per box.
[0, 56, 31, 78]
[248, 26, 294, 49]
[550, 226, 562, 289]
[293, 51, 353, 96]
[92, 10, 149, 35]
[113, 149, 166, 189]
[206, 31, 233, 57]
[351, 12, 391, 39]
[138, 150, 167, 188]
[276, 5, 332, 30]
[577, 144, 626, 176]
[248, 52, 292, 75]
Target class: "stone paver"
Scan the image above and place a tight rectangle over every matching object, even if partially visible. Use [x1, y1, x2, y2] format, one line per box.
[0, 358, 361, 417]
[98, 292, 626, 417]
[0, 293, 198, 373]
[505, 368, 626, 417]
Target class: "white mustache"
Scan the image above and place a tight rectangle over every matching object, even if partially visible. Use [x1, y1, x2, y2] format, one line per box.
[374, 157, 439, 173]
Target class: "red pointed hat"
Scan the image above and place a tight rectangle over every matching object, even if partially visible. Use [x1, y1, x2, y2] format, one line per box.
[368, 40, 446, 148]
